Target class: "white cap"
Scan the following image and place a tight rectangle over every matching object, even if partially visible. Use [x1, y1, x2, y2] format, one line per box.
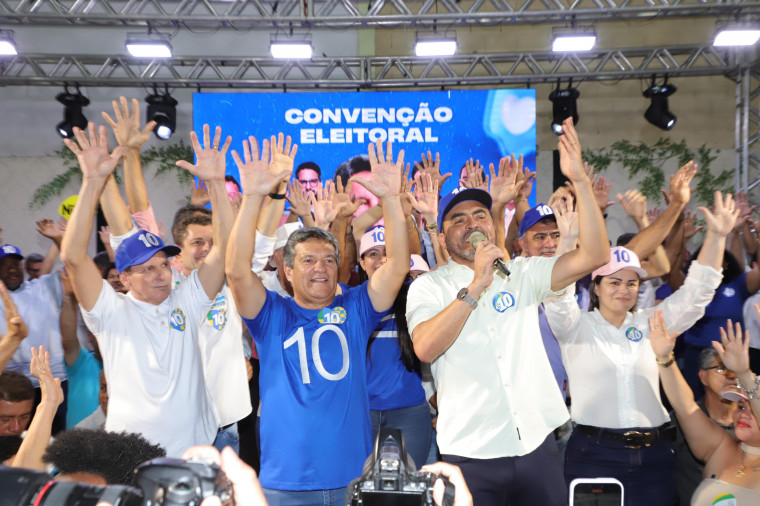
[360, 226, 385, 257]
[410, 254, 430, 273]
[274, 222, 304, 250]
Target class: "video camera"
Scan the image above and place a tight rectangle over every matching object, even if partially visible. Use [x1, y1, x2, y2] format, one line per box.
[346, 428, 454, 506]
[0, 457, 234, 506]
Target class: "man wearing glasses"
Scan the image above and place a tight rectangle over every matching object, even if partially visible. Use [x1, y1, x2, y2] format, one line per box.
[296, 161, 322, 198]
[672, 347, 738, 504]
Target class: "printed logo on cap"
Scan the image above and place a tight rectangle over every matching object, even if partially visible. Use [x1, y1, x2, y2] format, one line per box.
[709, 493, 736, 506]
[318, 307, 346, 324]
[206, 294, 228, 331]
[170, 308, 186, 332]
[137, 232, 161, 248]
[625, 327, 643, 342]
[2, 245, 18, 255]
[492, 291, 516, 312]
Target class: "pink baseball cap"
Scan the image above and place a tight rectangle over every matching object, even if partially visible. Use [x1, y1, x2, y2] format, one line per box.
[591, 246, 648, 280]
[410, 254, 430, 273]
[360, 226, 385, 257]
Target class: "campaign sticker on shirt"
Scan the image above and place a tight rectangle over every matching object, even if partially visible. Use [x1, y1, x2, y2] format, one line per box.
[206, 294, 228, 331]
[492, 291, 516, 312]
[318, 306, 346, 324]
[710, 493, 736, 506]
[170, 308, 186, 331]
[722, 287, 736, 297]
[625, 326, 643, 342]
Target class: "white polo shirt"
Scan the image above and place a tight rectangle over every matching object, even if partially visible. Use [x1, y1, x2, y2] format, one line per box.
[545, 261, 722, 429]
[81, 273, 216, 457]
[406, 255, 568, 459]
[1, 272, 67, 387]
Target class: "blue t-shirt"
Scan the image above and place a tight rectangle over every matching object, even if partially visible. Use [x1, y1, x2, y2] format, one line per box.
[242, 284, 384, 491]
[64, 349, 103, 428]
[366, 312, 426, 411]
[658, 274, 750, 347]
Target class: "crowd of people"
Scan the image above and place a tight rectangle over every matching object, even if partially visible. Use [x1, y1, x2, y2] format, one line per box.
[1, 95, 760, 506]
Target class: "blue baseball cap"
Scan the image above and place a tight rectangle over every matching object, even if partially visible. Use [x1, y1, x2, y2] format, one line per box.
[115, 231, 181, 273]
[437, 187, 492, 232]
[518, 203, 557, 237]
[0, 244, 23, 261]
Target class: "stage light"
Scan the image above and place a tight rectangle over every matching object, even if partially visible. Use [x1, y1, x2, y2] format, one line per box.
[414, 31, 457, 57]
[549, 81, 580, 135]
[0, 30, 17, 56]
[126, 33, 172, 58]
[270, 34, 312, 59]
[552, 27, 597, 52]
[56, 87, 90, 138]
[714, 27, 760, 47]
[643, 78, 677, 131]
[145, 90, 178, 140]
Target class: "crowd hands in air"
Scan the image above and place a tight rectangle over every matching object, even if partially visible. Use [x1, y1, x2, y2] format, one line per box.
[1, 95, 760, 506]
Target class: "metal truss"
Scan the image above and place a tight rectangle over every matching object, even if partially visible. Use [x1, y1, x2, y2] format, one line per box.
[0, 45, 747, 89]
[736, 68, 760, 192]
[1, 0, 760, 30]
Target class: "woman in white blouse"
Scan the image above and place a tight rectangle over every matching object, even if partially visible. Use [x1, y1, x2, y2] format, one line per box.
[545, 191, 737, 506]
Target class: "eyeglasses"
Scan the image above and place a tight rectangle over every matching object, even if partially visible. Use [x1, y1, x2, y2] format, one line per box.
[298, 178, 320, 187]
[704, 363, 729, 375]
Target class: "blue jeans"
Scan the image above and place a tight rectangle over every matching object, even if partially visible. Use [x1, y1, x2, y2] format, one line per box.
[213, 423, 240, 454]
[370, 402, 432, 470]
[263, 487, 347, 506]
[565, 427, 676, 506]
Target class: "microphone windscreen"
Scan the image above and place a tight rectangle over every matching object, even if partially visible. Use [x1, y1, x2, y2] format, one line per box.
[468, 230, 487, 248]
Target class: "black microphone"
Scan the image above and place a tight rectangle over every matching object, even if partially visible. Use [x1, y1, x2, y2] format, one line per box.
[468, 230, 510, 277]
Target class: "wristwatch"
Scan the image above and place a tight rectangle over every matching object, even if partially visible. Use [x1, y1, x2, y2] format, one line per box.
[457, 287, 478, 309]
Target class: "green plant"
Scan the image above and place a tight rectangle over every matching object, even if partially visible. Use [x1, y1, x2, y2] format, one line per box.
[30, 140, 194, 209]
[583, 138, 732, 207]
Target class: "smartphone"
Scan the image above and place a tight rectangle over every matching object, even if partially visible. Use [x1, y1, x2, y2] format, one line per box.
[569, 478, 624, 506]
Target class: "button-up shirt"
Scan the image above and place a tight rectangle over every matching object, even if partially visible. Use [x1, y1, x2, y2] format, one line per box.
[406, 255, 568, 458]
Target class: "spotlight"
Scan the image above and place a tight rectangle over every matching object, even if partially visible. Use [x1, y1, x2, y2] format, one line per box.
[56, 86, 90, 139]
[145, 90, 178, 140]
[714, 25, 760, 47]
[549, 81, 580, 135]
[270, 34, 312, 59]
[551, 26, 597, 52]
[414, 31, 457, 57]
[126, 33, 172, 58]
[643, 78, 677, 131]
[0, 29, 18, 56]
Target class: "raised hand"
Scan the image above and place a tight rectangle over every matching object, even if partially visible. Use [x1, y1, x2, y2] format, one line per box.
[311, 180, 346, 229]
[351, 140, 404, 200]
[669, 160, 697, 206]
[488, 155, 524, 206]
[190, 179, 211, 207]
[617, 189, 647, 222]
[36, 218, 65, 242]
[647, 206, 662, 224]
[270, 132, 298, 178]
[30, 345, 63, 407]
[460, 159, 488, 191]
[699, 191, 739, 237]
[64, 122, 126, 180]
[714, 319, 751, 376]
[648, 309, 679, 361]
[231, 137, 290, 197]
[414, 151, 451, 193]
[734, 190, 756, 232]
[592, 172, 614, 212]
[409, 172, 439, 223]
[333, 177, 365, 219]
[557, 117, 586, 183]
[101, 96, 156, 149]
[176, 124, 232, 183]
[516, 160, 536, 201]
[1, 280, 28, 342]
[683, 210, 704, 239]
[286, 179, 312, 218]
[553, 198, 579, 253]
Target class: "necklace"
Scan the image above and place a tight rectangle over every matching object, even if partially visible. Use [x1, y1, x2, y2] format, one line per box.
[737, 444, 760, 477]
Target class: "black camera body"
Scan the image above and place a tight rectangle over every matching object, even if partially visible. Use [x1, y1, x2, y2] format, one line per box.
[0, 457, 234, 506]
[347, 428, 454, 506]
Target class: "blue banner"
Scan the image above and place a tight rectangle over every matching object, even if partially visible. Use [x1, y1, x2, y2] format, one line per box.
[193, 89, 536, 200]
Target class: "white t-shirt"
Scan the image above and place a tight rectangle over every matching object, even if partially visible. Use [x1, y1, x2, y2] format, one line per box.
[81, 273, 216, 457]
[1, 272, 67, 386]
[406, 255, 568, 459]
[545, 261, 722, 428]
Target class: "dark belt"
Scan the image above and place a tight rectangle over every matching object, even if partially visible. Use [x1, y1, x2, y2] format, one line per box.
[575, 423, 676, 450]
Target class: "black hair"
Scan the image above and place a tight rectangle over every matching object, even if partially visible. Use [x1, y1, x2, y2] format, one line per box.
[691, 246, 743, 283]
[367, 283, 420, 374]
[172, 204, 212, 242]
[102, 263, 117, 279]
[224, 175, 241, 191]
[334, 155, 371, 187]
[0, 371, 34, 402]
[42, 429, 165, 486]
[25, 254, 44, 268]
[616, 232, 636, 247]
[93, 251, 111, 277]
[296, 161, 322, 179]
